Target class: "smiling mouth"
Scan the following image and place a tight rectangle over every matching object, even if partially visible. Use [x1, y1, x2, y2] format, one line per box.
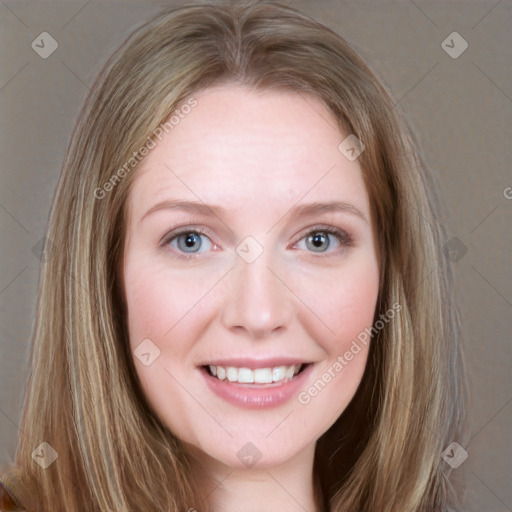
[203, 363, 309, 386]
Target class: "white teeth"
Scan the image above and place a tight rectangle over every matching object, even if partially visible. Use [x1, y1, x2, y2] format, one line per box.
[238, 368, 254, 383]
[254, 368, 273, 383]
[227, 367, 238, 382]
[207, 364, 303, 384]
[272, 366, 286, 382]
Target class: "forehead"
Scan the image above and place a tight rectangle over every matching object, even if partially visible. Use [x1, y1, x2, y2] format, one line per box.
[126, 84, 370, 223]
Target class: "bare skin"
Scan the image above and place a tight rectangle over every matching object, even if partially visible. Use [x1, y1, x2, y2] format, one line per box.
[122, 84, 380, 511]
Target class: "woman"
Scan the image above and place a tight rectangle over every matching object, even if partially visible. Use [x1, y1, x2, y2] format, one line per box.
[0, 1, 468, 510]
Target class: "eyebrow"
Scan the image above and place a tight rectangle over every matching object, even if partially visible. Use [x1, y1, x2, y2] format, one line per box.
[139, 199, 367, 224]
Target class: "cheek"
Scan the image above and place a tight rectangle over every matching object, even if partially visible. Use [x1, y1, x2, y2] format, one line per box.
[123, 252, 223, 401]
[333, 272, 379, 344]
[294, 252, 379, 408]
[123, 254, 209, 352]
[297, 253, 380, 353]
[123, 255, 194, 406]
[122, 256, 209, 432]
[295, 264, 379, 424]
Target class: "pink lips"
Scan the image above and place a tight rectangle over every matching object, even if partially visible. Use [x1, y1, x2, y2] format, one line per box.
[200, 362, 313, 409]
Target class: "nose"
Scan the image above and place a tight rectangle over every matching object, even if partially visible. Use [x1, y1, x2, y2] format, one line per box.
[220, 249, 293, 340]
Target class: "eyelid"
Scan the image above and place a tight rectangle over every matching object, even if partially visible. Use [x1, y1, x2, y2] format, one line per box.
[160, 226, 215, 260]
[159, 224, 212, 246]
[160, 222, 354, 257]
[291, 224, 353, 248]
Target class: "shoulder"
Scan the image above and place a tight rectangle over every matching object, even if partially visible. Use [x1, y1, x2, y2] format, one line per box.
[0, 480, 26, 511]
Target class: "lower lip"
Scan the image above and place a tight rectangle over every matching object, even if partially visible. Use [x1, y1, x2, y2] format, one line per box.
[200, 364, 313, 409]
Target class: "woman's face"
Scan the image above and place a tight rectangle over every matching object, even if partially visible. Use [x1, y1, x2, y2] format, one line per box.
[122, 84, 380, 471]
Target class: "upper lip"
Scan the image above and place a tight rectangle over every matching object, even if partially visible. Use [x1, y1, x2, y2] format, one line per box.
[199, 357, 310, 369]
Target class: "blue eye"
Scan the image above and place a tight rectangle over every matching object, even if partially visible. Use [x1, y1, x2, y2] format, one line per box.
[166, 229, 212, 255]
[296, 227, 352, 253]
[304, 231, 335, 252]
[162, 225, 352, 259]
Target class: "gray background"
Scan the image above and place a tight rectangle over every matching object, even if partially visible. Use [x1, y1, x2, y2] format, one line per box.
[0, 1, 510, 510]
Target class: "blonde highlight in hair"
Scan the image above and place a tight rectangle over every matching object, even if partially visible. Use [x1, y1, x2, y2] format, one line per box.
[2, 1, 468, 511]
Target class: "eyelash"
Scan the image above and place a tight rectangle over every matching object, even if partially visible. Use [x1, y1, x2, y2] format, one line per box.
[160, 224, 354, 260]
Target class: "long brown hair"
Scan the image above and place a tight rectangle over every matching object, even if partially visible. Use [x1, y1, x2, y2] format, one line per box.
[1, 1, 468, 510]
